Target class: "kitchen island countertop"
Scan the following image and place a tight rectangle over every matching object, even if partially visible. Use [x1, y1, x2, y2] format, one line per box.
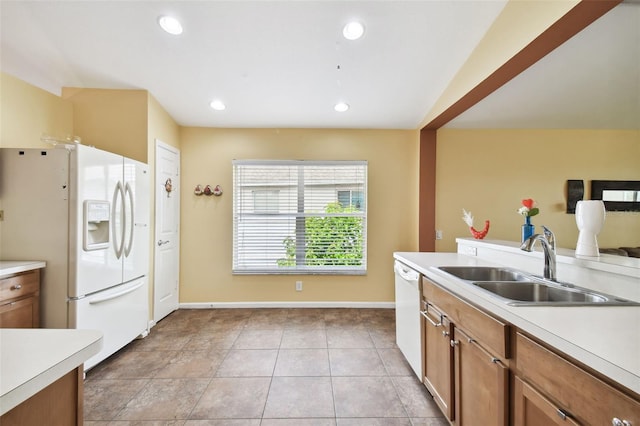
[0, 328, 103, 415]
[0, 260, 46, 277]
[394, 251, 640, 396]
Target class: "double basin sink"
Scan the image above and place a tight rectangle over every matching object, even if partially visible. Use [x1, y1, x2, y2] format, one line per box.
[433, 266, 639, 307]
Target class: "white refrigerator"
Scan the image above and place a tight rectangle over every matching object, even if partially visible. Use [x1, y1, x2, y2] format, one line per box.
[0, 145, 150, 370]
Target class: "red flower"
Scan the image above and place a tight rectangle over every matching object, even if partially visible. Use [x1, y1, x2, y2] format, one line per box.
[522, 199, 535, 209]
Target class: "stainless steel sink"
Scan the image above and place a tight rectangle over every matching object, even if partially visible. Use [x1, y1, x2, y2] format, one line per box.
[435, 266, 529, 282]
[433, 266, 640, 306]
[472, 281, 607, 305]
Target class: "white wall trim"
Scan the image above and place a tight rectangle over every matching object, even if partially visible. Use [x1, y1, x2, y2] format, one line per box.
[179, 301, 395, 309]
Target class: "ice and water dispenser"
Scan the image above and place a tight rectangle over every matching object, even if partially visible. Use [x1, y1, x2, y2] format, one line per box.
[83, 200, 110, 250]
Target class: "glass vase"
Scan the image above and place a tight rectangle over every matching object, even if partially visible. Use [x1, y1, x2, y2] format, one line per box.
[522, 216, 534, 243]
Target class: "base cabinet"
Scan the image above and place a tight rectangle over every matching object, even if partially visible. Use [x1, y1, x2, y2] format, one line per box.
[514, 376, 580, 425]
[422, 277, 509, 425]
[516, 332, 640, 426]
[0, 269, 40, 328]
[453, 327, 508, 426]
[0, 366, 83, 426]
[420, 275, 640, 426]
[422, 301, 454, 420]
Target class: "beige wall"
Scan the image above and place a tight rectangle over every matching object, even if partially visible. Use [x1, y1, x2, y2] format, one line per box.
[62, 87, 148, 162]
[146, 94, 180, 314]
[435, 129, 640, 252]
[179, 127, 419, 303]
[0, 72, 73, 148]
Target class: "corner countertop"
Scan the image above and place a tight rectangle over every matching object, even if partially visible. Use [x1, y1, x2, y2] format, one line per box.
[0, 329, 103, 415]
[394, 251, 640, 397]
[0, 261, 46, 277]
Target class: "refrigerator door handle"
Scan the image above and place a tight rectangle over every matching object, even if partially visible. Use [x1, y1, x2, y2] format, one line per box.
[124, 182, 135, 257]
[112, 181, 125, 259]
[89, 281, 144, 305]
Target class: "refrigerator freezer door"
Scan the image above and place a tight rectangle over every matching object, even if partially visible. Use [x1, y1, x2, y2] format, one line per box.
[69, 277, 149, 370]
[123, 158, 150, 283]
[69, 145, 124, 297]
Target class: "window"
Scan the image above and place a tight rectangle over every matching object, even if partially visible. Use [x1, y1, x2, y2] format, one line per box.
[233, 160, 367, 274]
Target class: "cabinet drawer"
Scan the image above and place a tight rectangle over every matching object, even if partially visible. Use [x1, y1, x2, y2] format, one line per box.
[0, 270, 40, 302]
[423, 277, 509, 359]
[516, 332, 640, 425]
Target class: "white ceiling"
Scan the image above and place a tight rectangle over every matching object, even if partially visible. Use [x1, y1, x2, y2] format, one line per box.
[1, 1, 638, 130]
[447, 0, 640, 129]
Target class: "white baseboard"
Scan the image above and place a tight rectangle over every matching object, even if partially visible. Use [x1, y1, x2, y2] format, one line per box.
[179, 301, 395, 309]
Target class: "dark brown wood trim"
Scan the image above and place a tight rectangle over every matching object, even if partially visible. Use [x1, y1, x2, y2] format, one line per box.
[419, 128, 436, 252]
[422, 0, 622, 130]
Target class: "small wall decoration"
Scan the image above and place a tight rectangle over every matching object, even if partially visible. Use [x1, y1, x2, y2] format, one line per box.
[164, 178, 173, 197]
[194, 184, 223, 196]
[462, 209, 490, 239]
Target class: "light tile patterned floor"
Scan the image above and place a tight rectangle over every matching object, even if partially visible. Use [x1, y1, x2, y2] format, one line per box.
[84, 308, 448, 425]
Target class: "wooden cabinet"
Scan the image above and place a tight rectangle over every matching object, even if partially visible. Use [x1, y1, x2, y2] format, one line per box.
[422, 277, 510, 425]
[514, 375, 580, 425]
[1, 366, 83, 426]
[515, 332, 640, 426]
[419, 274, 640, 426]
[0, 269, 40, 328]
[453, 327, 509, 426]
[422, 300, 454, 419]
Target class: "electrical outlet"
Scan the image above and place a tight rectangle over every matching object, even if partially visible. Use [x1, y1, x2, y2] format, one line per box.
[295, 281, 303, 291]
[435, 230, 443, 240]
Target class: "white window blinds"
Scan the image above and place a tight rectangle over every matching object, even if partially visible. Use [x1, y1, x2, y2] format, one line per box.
[233, 160, 367, 274]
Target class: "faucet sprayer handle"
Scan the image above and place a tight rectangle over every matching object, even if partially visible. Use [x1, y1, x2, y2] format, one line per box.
[542, 226, 556, 250]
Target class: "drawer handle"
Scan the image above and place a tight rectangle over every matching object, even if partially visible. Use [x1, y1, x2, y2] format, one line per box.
[10, 284, 22, 290]
[420, 309, 442, 328]
[612, 418, 632, 426]
[557, 409, 568, 420]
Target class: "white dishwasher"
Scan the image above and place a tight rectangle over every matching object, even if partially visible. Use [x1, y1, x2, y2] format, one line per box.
[394, 260, 423, 380]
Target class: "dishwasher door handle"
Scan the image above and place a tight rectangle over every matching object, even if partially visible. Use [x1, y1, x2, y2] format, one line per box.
[394, 261, 420, 282]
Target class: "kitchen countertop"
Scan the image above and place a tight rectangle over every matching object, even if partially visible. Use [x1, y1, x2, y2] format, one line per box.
[0, 260, 46, 276]
[394, 251, 640, 396]
[0, 328, 103, 415]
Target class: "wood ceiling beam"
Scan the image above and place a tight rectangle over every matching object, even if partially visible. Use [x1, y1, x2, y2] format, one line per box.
[422, 0, 622, 130]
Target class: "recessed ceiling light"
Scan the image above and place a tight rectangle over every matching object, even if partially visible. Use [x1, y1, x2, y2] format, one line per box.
[210, 100, 226, 111]
[158, 15, 183, 35]
[334, 102, 349, 112]
[343, 21, 364, 40]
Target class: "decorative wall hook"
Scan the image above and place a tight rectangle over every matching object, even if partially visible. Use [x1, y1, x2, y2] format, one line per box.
[194, 184, 203, 196]
[203, 185, 213, 196]
[212, 185, 223, 196]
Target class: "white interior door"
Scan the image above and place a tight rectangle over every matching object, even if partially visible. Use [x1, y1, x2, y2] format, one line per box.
[153, 140, 180, 323]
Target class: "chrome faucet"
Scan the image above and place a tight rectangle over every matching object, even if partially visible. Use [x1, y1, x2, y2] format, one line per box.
[520, 226, 557, 281]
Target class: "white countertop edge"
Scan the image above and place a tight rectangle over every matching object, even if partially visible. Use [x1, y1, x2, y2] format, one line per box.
[0, 329, 103, 415]
[393, 251, 640, 397]
[0, 261, 46, 276]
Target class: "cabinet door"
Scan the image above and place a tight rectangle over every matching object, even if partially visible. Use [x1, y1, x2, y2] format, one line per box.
[0, 296, 39, 328]
[422, 301, 454, 420]
[453, 327, 508, 426]
[514, 376, 580, 426]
